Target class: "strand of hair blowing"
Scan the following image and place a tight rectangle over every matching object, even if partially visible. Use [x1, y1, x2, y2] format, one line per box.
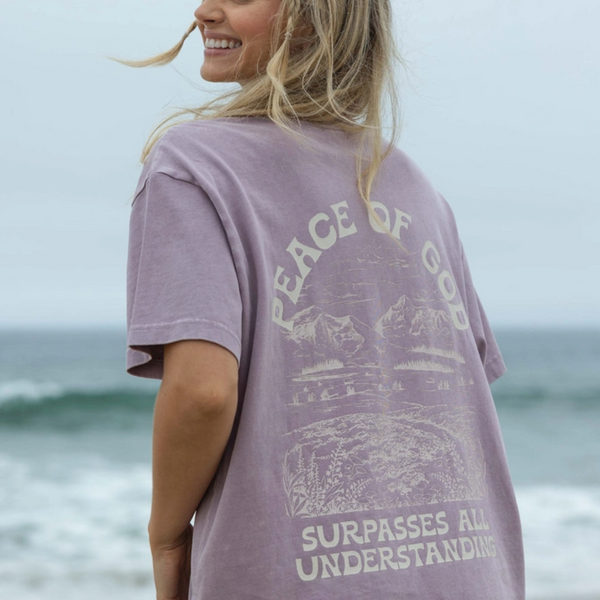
[112, 0, 409, 251]
[110, 22, 198, 68]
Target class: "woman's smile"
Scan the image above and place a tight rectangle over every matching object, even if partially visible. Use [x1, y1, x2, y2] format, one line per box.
[195, 0, 282, 83]
[203, 33, 243, 56]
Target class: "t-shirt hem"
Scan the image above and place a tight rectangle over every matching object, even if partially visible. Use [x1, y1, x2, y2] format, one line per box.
[126, 319, 242, 379]
[484, 352, 507, 385]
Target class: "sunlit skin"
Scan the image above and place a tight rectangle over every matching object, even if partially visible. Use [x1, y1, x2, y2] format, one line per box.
[194, 0, 283, 84]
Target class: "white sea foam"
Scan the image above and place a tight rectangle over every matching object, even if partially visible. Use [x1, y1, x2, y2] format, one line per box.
[1, 450, 599, 600]
[0, 379, 65, 405]
[0, 453, 154, 599]
[515, 485, 600, 599]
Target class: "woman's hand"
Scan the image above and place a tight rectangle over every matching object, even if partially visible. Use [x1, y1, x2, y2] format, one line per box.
[150, 523, 194, 600]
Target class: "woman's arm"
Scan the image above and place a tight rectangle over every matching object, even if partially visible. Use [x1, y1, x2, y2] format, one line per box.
[148, 339, 239, 550]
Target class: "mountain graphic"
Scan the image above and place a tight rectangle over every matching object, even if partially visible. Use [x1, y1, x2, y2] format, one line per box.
[375, 295, 451, 339]
[284, 305, 375, 361]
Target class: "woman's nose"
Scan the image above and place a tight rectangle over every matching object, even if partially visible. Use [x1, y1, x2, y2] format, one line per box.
[194, 0, 224, 24]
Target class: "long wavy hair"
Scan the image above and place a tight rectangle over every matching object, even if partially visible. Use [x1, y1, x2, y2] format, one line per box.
[114, 0, 408, 249]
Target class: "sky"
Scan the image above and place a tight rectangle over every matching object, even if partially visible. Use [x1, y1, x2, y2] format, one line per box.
[1, 0, 598, 329]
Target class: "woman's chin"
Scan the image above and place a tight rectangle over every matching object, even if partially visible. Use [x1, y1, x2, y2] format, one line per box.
[200, 69, 225, 83]
[201, 63, 245, 83]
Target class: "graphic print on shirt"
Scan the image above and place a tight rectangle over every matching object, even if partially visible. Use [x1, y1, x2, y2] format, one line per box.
[272, 200, 484, 519]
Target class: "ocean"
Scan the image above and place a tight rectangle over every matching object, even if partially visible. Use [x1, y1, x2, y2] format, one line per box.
[0, 328, 599, 599]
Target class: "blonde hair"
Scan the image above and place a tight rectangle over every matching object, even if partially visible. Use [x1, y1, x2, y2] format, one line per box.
[112, 0, 408, 251]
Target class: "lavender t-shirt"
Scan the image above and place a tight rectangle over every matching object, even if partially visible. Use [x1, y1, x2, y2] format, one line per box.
[126, 118, 524, 599]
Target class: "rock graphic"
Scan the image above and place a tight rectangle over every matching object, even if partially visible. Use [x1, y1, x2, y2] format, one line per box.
[283, 404, 487, 518]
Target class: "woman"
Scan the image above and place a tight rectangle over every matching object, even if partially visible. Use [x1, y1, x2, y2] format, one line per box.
[122, 0, 525, 598]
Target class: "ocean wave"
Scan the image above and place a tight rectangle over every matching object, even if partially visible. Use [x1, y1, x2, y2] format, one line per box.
[493, 384, 600, 406]
[1, 376, 598, 431]
[0, 381, 155, 429]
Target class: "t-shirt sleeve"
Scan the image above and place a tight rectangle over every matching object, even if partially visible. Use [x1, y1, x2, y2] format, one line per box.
[126, 172, 243, 379]
[459, 242, 507, 385]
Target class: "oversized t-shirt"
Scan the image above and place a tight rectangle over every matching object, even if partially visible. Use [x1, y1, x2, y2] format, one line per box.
[126, 117, 524, 599]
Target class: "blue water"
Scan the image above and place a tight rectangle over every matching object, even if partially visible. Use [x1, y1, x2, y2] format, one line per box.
[1, 328, 599, 599]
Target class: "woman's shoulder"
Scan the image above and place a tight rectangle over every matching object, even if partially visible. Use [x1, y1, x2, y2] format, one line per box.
[149, 118, 246, 158]
[132, 118, 277, 200]
[145, 117, 283, 172]
[384, 144, 449, 202]
[158, 117, 275, 149]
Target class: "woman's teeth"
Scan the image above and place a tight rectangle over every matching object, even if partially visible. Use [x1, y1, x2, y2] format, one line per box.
[205, 38, 242, 49]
